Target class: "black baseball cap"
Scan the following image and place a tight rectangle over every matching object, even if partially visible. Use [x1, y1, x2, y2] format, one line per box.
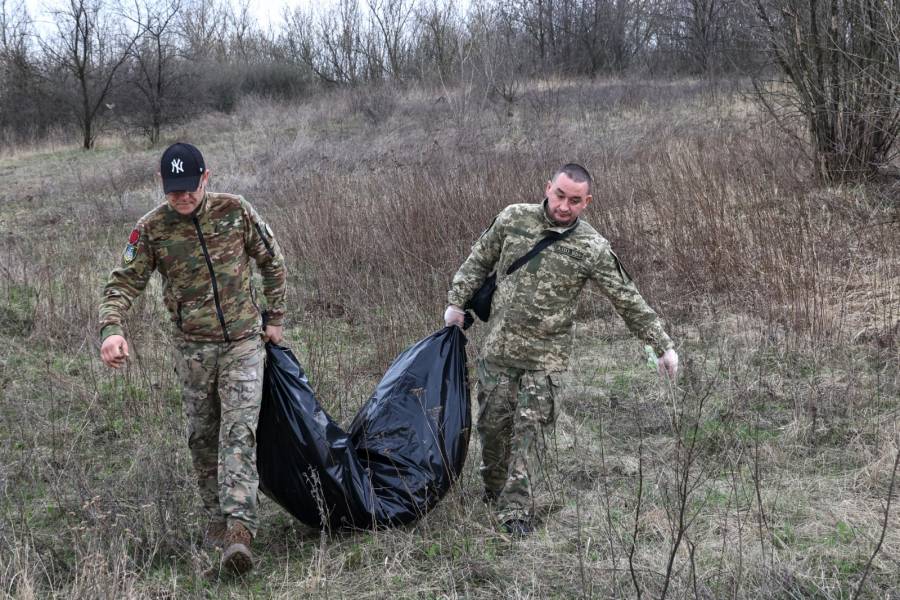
[160, 142, 205, 193]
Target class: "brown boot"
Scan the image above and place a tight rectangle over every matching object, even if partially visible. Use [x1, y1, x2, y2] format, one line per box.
[203, 518, 227, 549]
[221, 522, 253, 576]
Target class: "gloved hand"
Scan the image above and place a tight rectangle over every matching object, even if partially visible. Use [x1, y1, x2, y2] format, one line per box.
[444, 305, 466, 328]
[657, 348, 679, 379]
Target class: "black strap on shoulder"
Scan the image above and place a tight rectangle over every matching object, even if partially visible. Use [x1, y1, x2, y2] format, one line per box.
[254, 222, 275, 257]
[505, 225, 577, 275]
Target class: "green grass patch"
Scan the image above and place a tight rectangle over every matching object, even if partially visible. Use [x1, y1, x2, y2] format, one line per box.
[0, 283, 36, 337]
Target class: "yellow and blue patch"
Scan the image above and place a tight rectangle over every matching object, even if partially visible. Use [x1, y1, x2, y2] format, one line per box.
[123, 228, 140, 264]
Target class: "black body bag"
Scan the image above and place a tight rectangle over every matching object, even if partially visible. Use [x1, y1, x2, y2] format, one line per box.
[464, 227, 575, 322]
[256, 326, 471, 530]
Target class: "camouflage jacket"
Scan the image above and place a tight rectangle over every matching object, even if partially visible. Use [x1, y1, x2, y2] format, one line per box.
[448, 201, 673, 371]
[99, 192, 286, 343]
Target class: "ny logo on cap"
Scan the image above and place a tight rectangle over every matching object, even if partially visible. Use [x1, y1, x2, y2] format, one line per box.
[171, 158, 184, 174]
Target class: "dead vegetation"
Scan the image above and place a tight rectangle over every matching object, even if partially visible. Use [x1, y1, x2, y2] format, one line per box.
[0, 77, 898, 598]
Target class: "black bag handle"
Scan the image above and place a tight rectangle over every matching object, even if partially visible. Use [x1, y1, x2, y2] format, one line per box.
[505, 226, 576, 275]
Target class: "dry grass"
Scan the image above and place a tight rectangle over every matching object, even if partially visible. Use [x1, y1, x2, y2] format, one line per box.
[0, 77, 898, 598]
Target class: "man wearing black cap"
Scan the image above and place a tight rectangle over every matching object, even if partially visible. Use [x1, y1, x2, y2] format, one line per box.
[98, 142, 286, 576]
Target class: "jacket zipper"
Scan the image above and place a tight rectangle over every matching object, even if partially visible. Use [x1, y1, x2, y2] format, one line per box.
[192, 216, 230, 342]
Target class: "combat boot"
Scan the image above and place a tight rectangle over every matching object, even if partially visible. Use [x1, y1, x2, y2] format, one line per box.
[481, 488, 499, 505]
[203, 518, 227, 549]
[502, 518, 534, 537]
[221, 522, 253, 576]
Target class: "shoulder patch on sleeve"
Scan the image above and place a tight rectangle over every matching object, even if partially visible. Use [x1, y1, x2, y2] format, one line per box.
[121, 223, 144, 264]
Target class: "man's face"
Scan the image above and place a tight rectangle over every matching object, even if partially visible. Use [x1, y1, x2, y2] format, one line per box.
[165, 171, 209, 216]
[545, 172, 591, 226]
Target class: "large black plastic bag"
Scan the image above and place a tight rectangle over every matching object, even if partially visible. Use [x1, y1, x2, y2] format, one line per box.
[256, 326, 471, 529]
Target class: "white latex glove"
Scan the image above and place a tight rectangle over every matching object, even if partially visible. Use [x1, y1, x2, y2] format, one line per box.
[444, 305, 465, 327]
[657, 348, 679, 379]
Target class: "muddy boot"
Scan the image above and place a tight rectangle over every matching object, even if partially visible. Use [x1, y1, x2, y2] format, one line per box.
[502, 518, 534, 537]
[203, 518, 227, 549]
[221, 522, 253, 576]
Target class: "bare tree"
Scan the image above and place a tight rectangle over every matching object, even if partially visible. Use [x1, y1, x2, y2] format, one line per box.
[689, 0, 729, 72]
[366, 0, 416, 80]
[504, 0, 657, 74]
[125, 0, 182, 144]
[624, 0, 661, 71]
[281, 5, 317, 69]
[43, 0, 139, 149]
[572, 0, 612, 75]
[224, 0, 269, 62]
[468, 1, 529, 108]
[513, 0, 556, 65]
[574, 0, 656, 74]
[412, 0, 461, 82]
[175, 0, 227, 62]
[0, 0, 28, 60]
[650, 0, 760, 73]
[754, 0, 900, 182]
[0, 0, 37, 134]
[300, 0, 365, 85]
[663, 0, 729, 72]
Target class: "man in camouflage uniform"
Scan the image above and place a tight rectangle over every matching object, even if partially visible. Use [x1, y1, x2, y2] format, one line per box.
[444, 163, 678, 536]
[99, 142, 286, 575]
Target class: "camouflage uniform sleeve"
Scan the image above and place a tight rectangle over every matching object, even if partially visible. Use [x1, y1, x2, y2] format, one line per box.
[99, 223, 156, 342]
[241, 198, 287, 327]
[590, 246, 674, 357]
[447, 211, 506, 307]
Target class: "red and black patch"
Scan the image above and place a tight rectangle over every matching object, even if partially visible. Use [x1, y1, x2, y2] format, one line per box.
[128, 228, 140, 244]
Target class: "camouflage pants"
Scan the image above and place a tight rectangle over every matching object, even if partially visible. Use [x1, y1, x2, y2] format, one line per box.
[174, 335, 265, 537]
[476, 359, 559, 523]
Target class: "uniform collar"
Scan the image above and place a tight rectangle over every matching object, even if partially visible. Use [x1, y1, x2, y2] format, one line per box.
[194, 193, 210, 217]
[540, 198, 579, 234]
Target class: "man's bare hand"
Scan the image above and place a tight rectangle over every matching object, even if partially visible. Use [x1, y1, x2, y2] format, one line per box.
[657, 348, 679, 379]
[263, 324, 284, 345]
[100, 335, 130, 369]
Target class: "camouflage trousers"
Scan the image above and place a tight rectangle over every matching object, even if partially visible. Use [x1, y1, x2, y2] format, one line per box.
[174, 335, 265, 537]
[476, 359, 559, 523]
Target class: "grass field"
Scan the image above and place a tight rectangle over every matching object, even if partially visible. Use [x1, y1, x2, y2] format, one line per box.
[0, 77, 898, 598]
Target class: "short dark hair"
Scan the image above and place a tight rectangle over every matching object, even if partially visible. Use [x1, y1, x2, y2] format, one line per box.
[553, 163, 593, 191]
